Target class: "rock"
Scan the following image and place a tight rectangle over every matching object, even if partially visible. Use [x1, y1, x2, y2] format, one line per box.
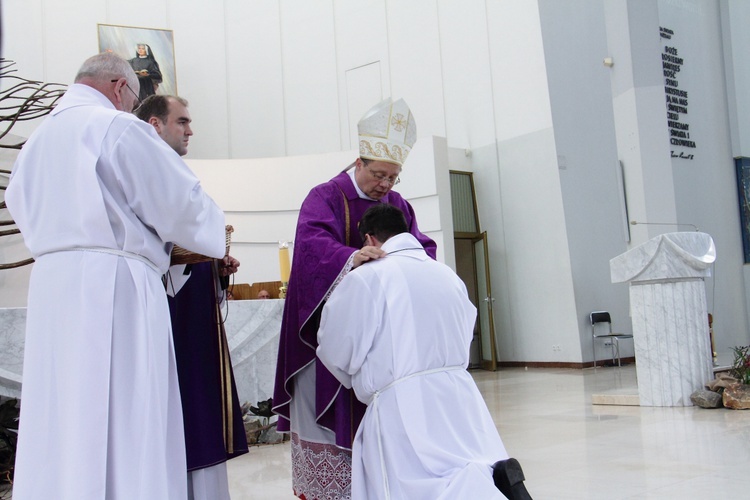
[244, 418, 262, 444]
[690, 389, 723, 408]
[722, 384, 750, 410]
[259, 424, 284, 444]
[705, 373, 739, 391]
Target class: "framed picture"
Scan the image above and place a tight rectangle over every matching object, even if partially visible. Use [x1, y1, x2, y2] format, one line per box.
[736, 157, 750, 263]
[97, 24, 177, 99]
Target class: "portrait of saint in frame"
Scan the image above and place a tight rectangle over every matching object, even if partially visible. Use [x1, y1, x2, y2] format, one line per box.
[97, 24, 177, 101]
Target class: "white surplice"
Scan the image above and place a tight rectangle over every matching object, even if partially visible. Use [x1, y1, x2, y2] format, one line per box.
[5, 84, 226, 500]
[317, 233, 509, 500]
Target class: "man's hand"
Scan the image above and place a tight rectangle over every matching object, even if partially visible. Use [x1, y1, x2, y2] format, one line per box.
[352, 246, 385, 268]
[220, 255, 240, 276]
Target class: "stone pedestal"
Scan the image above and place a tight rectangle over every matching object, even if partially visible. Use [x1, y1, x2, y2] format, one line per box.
[610, 232, 715, 406]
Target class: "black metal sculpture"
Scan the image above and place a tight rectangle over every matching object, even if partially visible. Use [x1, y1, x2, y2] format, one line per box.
[0, 58, 66, 270]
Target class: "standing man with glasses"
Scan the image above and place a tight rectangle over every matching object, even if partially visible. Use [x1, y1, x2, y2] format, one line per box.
[111, 78, 141, 110]
[6, 53, 226, 499]
[273, 98, 436, 499]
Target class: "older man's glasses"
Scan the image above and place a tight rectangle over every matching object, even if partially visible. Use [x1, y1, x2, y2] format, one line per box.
[365, 164, 400, 186]
[111, 79, 141, 110]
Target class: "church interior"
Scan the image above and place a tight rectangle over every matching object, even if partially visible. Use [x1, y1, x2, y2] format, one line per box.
[1, 1, 750, 498]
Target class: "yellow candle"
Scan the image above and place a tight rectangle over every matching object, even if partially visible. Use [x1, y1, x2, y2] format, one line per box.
[279, 242, 291, 283]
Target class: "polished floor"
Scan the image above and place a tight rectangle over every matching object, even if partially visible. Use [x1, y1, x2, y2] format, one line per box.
[227, 365, 750, 499]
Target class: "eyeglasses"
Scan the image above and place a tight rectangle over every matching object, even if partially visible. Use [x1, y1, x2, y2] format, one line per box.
[111, 79, 141, 110]
[364, 164, 400, 186]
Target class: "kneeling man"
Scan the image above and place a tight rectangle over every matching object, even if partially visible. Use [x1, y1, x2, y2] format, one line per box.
[317, 204, 531, 499]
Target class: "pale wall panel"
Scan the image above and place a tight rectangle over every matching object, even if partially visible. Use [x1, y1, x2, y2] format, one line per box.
[657, 0, 747, 353]
[497, 129, 579, 362]
[225, 212, 299, 244]
[722, 0, 750, 157]
[188, 137, 443, 212]
[3, 0, 45, 79]
[105, 1, 168, 31]
[333, 0, 389, 70]
[343, 63, 384, 150]
[225, 0, 286, 158]
[437, 0, 497, 150]
[407, 197, 441, 234]
[539, 0, 632, 361]
[280, 0, 340, 155]
[227, 241, 290, 284]
[167, 0, 230, 159]
[333, 0, 390, 148]
[386, 0, 446, 139]
[2, 0, 46, 140]
[486, 0, 553, 140]
[394, 138, 438, 200]
[186, 150, 353, 212]
[186, 137, 451, 282]
[40, 1, 106, 84]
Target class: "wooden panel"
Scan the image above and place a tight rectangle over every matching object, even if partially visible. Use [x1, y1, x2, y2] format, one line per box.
[229, 281, 283, 300]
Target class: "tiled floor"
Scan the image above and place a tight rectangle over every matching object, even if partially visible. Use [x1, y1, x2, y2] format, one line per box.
[228, 365, 750, 499]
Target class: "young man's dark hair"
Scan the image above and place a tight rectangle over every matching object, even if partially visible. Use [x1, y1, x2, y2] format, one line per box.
[134, 94, 188, 122]
[358, 203, 409, 244]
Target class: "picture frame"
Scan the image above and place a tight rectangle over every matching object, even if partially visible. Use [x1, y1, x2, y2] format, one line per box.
[97, 23, 177, 97]
[735, 157, 750, 263]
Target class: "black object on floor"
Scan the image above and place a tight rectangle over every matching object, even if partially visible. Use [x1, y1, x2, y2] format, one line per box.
[492, 458, 532, 500]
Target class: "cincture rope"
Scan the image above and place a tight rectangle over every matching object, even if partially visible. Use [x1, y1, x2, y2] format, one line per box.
[368, 365, 465, 500]
[39, 246, 160, 273]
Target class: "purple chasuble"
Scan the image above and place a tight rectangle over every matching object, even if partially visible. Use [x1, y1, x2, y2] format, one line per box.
[168, 261, 249, 471]
[272, 170, 436, 448]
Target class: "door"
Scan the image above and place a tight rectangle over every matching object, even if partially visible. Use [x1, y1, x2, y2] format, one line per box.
[474, 232, 497, 371]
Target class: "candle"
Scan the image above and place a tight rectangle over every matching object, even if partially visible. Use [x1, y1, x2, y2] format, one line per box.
[279, 241, 291, 283]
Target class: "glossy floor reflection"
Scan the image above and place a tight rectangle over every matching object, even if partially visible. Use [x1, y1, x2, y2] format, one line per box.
[228, 365, 750, 499]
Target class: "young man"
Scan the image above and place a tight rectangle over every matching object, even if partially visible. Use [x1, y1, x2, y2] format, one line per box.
[136, 94, 248, 500]
[317, 204, 532, 500]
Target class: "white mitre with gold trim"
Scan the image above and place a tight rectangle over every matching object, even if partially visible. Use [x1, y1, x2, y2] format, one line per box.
[358, 98, 416, 167]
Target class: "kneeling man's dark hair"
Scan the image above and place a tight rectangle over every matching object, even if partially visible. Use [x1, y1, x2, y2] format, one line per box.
[358, 204, 408, 244]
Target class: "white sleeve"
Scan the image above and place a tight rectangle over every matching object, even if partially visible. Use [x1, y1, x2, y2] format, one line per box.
[109, 119, 226, 259]
[316, 270, 378, 389]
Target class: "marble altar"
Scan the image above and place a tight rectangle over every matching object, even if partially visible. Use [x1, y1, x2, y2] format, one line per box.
[0, 299, 283, 407]
[610, 232, 716, 406]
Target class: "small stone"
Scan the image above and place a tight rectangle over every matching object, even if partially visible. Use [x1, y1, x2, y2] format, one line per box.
[722, 384, 750, 410]
[705, 373, 739, 391]
[690, 389, 723, 408]
[244, 418, 262, 444]
[259, 424, 284, 444]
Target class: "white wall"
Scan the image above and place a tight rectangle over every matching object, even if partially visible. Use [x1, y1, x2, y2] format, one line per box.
[485, 1, 583, 363]
[722, 0, 750, 158]
[2, 0, 748, 362]
[656, 0, 748, 353]
[722, 0, 750, 336]
[538, 0, 633, 361]
[185, 137, 452, 287]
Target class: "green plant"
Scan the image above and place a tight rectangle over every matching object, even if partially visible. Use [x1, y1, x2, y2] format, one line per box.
[730, 345, 750, 385]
